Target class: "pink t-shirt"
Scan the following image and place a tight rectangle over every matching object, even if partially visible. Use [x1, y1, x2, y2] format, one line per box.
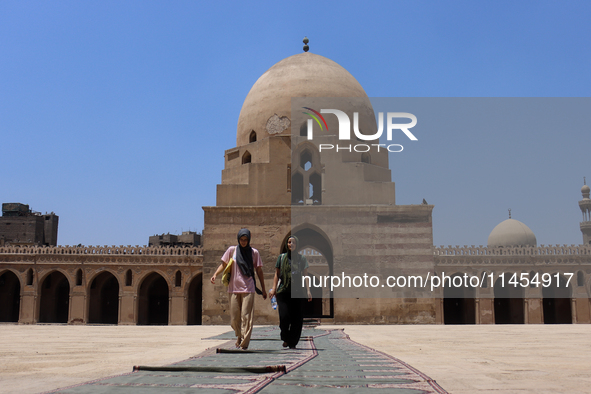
[221, 246, 263, 293]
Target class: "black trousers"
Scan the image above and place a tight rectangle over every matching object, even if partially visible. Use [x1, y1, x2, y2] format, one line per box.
[276, 292, 304, 348]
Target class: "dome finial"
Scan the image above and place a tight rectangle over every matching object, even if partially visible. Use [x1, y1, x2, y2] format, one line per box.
[508, 208, 511, 219]
[582, 177, 590, 198]
[303, 36, 309, 52]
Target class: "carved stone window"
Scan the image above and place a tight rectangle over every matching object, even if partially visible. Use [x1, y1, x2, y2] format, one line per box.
[26, 268, 33, 286]
[242, 151, 251, 164]
[292, 144, 322, 205]
[125, 269, 132, 286]
[300, 150, 312, 171]
[299, 121, 307, 137]
[361, 152, 371, 164]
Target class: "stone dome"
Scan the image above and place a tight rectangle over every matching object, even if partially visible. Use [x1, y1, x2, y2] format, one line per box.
[582, 184, 590, 199]
[236, 52, 369, 146]
[487, 219, 537, 247]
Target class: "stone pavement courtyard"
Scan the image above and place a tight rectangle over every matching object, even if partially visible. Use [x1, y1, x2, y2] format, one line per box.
[1, 324, 590, 393]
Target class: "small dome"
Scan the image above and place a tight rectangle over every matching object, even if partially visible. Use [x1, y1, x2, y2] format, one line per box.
[487, 219, 537, 247]
[236, 52, 369, 146]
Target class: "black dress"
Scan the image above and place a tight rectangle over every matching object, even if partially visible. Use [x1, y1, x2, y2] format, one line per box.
[275, 252, 308, 348]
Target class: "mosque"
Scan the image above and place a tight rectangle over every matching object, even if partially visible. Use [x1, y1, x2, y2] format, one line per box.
[1, 40, 590, 325]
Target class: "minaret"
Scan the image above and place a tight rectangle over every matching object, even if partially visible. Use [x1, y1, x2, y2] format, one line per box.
[579, 177, 591, 245]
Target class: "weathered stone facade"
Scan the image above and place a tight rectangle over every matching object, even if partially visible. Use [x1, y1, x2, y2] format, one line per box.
[433, 244, 591, 324]
[3, 243, 590, 324]
[0, 245, 203, 325]
[201, 204, 438, 325]
[0, 203, 58, 247]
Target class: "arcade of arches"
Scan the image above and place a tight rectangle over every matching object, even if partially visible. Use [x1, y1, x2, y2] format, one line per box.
[1, 244, 591, 325]
[436, 245, 591, 324]
[0, 245, 203, 325]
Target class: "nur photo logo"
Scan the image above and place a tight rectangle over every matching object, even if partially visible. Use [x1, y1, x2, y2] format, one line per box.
[302, 107, 418, 152]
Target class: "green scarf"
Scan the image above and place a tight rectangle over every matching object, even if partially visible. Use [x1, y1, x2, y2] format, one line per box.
[277, 236, 300, 294]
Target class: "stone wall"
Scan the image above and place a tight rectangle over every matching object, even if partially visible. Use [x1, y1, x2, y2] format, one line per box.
[202, 203, 438, 325]
[434, 244, 591, 324]
[202, 206, 291, 325]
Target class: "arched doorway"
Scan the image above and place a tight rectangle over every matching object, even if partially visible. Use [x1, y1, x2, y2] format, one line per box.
[88, 271, 120, 324]
[494, 274, 524, 324]
[187, 273, 202, 325]
[443, 273, 475, 324]
[39, 271, 70, 323]
[0, 270, 21, 322]
[288, 226, 334, 319]
[138, 273, 169, 325]
[542, 273, 572, 324]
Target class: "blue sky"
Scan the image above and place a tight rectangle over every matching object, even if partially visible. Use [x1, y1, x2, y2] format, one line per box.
[1, 1, 590, 247]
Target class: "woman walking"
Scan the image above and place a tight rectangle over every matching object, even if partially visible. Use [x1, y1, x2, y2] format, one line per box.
[210, 228, 267, 350]
[268, 236, 312, 349]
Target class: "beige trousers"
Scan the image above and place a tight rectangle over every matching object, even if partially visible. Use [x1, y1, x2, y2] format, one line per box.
[230, 292, 255, 349]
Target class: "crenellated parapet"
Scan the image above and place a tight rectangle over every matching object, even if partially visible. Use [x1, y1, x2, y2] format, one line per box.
[0, 244, 203, 256]
[434, 244, 591, 257]
[433, 244, 591, 281]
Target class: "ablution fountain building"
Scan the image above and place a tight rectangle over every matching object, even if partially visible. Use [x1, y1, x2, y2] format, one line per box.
[2, 43, 590, 325]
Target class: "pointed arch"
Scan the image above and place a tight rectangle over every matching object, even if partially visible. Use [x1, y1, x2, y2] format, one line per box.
[187, 273, 202, 325]
[286, 224, 334, 318]
[443, 272, 476, 324]
[88, 271, 120, 324]
[125, 269, 133, 286]
[242, 151, 251, 164]
[0, 270, 21, 322]
[294, 142, 322, 171]
[39, 270, 70, 323]
[26, 268, 34, 286]
[300, 149, 313, 171]
[137, 272, 169, 325]
[76, 269, 83, 286]
[494, 272, 524, 324]
[542, 272, 572, 324]
[292, 142, 323, 205]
